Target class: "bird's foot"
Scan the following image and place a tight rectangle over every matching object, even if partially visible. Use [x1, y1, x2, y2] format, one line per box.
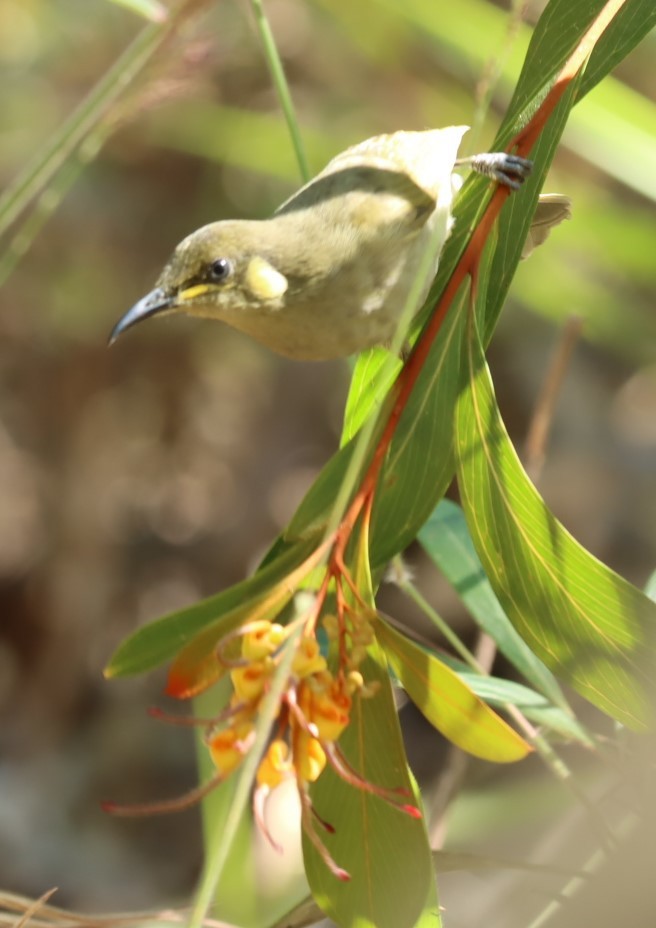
[456, 152, 533, 190]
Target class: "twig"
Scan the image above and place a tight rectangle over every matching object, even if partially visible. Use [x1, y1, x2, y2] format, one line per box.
[524, 315, 583, 482]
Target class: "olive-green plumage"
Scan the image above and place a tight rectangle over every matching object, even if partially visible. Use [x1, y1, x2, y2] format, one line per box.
[111, 128, 568, 360]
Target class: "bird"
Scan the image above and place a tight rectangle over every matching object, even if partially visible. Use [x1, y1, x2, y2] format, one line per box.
[110, 127, 569, 361]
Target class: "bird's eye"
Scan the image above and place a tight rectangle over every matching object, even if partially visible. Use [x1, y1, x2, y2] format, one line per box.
[209, 257, 233, 282]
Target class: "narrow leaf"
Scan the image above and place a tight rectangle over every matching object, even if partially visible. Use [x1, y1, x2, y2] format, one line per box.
[166, 581, 298, 699]
[341, 347, 401, 447]
[455, 309, 656, 730]
[376, 617, 531, 762]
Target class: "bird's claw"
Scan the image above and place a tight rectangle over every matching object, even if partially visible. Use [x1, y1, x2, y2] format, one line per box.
[458, 152, 533, 191]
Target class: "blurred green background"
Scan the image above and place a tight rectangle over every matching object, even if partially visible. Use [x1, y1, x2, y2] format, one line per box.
[0, 0, 654, 924]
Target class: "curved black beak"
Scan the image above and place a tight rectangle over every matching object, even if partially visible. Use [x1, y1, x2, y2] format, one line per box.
[108, 287, 174, 345]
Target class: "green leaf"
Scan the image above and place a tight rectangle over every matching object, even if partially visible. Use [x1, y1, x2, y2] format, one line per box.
[419, 499, 568, 709]
[105, 539, 317, 677]
[304, 642, 433, 928]
[302, 490, 439, 925]
[376, 617, 531, 762]
[455, 308, 656, 730]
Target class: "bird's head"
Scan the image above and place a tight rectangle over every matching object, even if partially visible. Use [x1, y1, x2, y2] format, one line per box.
[109, 219, 290, 344]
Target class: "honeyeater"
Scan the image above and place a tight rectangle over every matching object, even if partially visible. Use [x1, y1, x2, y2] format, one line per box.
[110, 128, 569, 360]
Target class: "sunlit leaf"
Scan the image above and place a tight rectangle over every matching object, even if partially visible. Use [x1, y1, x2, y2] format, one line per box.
[376, 617, 531, 762]
[304, 492, 438, 925]
[165, 586, 293, 699]
[455, 308, 656, 730]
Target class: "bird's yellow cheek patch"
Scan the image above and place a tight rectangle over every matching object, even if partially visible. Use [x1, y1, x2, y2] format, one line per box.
[245, 257, 288, 301]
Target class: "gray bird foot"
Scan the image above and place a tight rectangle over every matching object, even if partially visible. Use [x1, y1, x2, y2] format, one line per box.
[457, 152, 533, 190]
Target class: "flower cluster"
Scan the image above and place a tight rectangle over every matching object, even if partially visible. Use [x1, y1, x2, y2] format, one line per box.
[105, 601, 420, 879]
[202, 613, 417, 879]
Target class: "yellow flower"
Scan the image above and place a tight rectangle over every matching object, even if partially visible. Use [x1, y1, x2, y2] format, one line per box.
[257, 739, 293, 789]
[230, 659, 272, 701]
[208, 722, 254, 776]
[241, 621, 285, 660]
[293, 727, 327, 783]
[304, 675, 351, 742]
[292, 635, 327, 678]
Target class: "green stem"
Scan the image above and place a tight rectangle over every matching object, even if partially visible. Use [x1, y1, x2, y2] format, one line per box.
[249, 0, 310, 182]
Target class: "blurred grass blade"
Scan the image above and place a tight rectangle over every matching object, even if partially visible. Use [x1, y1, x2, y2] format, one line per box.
[455, 306, 656, 730]
[0, 132, 108, 289]
[0, 5, 181, 238]
[376, 617, 531, 762]
[249, 0, 309, 182]
[189, 621, 304, 928]
[105, 0, 168, 21]
[419, 499, 568, 709]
